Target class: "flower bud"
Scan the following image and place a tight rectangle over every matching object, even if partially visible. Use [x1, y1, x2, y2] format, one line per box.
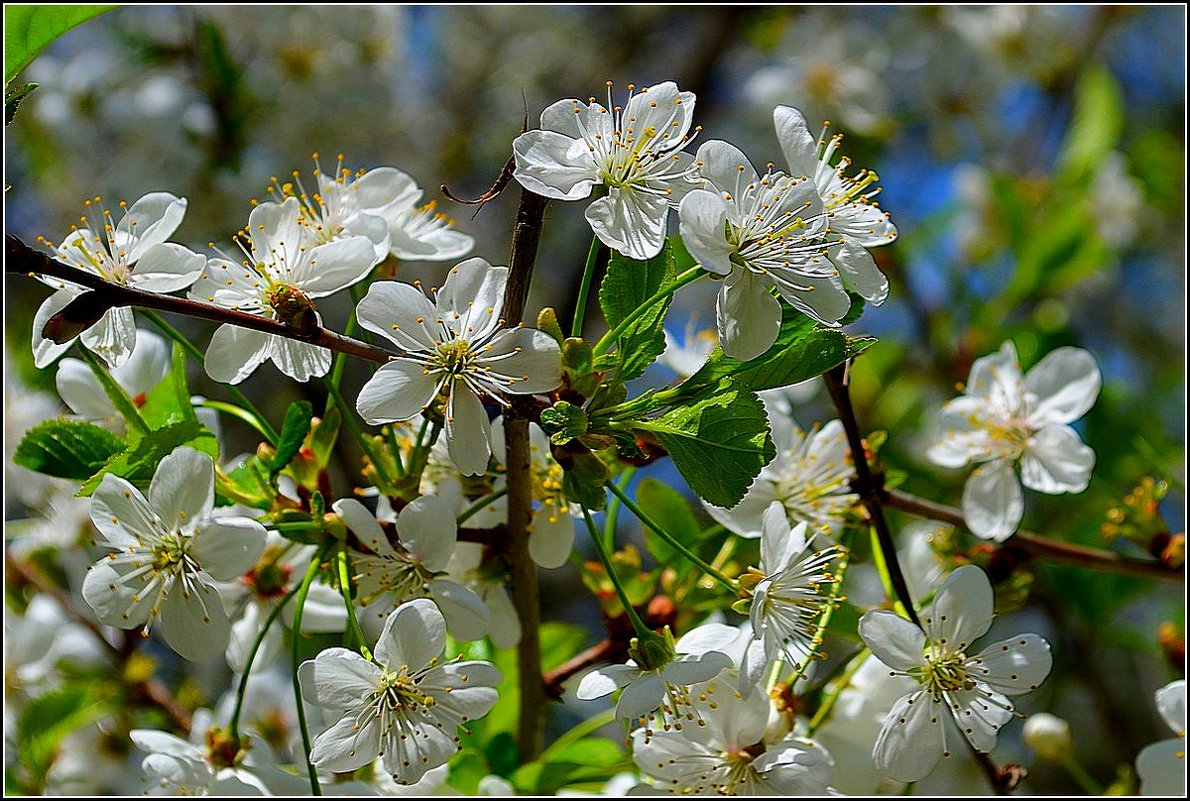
[1022, 712, 1073, 762]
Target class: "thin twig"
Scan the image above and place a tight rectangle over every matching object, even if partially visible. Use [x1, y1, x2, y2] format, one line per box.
[6, 234, 393, 365]
[882, 488, 1182, 583]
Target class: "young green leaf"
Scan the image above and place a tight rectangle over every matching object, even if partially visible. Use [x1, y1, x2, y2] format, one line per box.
[13, 419, 125, 480]
[597, 240, 676, 381]
[270, 400, 314, 480]
[77, 419, 219, 497]
[635, 477, 702, 564]
[5, 6, 115, 82]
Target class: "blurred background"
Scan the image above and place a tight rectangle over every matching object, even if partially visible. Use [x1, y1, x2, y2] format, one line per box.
[4, 5, 1185, 795]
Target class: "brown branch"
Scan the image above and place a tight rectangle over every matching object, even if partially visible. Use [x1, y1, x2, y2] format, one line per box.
[824, 363, 922, 627]
[499, 188, 549, 762]
[6, 234, 393, 365]
[882, 488, 1182, 584]
[6, 554, 193, 734]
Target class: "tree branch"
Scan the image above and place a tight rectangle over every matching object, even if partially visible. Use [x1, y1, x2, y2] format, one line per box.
[6, 234, 393, 365]
[499, 188, 550, 762]
[882, 488, 1182, 583]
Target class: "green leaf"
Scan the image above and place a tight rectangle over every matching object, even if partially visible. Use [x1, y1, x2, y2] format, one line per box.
[675, 303, 874, 399]
[270, 400, 313, 480]
[5, 6, 115, 82]
[639, 383, 775, 508]
[635, 477, 702, 564]
[5, 80, 37, 125]
[1058, 64, 1123, 181]
[13, 419, 125, 480]
[597, 240, 676, 381]
[514, 736, 629, 794]
[139, 343, 198, 430]
[560, 450, 609, 510]
[217, 454, 274, 509]
[78, 418, 218, 496]
[16, 685, 108, 788]
[539, 401, 588, 446]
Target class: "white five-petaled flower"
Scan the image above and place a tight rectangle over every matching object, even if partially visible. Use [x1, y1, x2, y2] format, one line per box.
[1137, 679, 1186, 796]
[189, 196, 379, 384]
[82, 447, 267, 661]
[34, 192, 205, 369]
[775, 105, 897, 305]
[335, 496, 490, 642]
[679, 139, 848, 360]
[576, 631, 733, 731]
[130, 728, 271, 796]
[298, 598, 501, 785]
[928, 341, 1101, 541]
[269, 154, 474, 263]
[354, 258, 562, 476]
[630, 673, 836, 795]
[858, 565, 1053, 783]
[513, 80, 701, 259]
[739, 503, 843, 690]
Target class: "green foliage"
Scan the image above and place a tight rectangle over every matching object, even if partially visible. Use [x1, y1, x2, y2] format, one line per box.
[635, 477, 702, 564]
[5, 81, 37, 125]
[597, 240, 676, 381]
[5, 5, 115, 82]
[1058, 64, 1124, 181]
[77, 418, 218, 496]
[139, 344, 199, 429]
[638, 382, 775, 508]
[270, 400, 313, 480]
[15, 686, 108, 792]
[13, 418, 125, 480]
[513, 737, 629, 794]
[539, 401, 588, 446]
[560, 449, 609, 510]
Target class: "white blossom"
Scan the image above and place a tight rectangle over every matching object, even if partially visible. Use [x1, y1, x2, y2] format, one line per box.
[298, 598, 501, 785]
[34, 192, 205, 369]
[189, 196, 379, 383]
[513, 80, 700, 259]
[928, 341, 1101, 541]
[81, 447, 267, 661]
[858, 565, 1053, 783]
[354, 258, 561, 476]
[1137, 679, 1186, 796]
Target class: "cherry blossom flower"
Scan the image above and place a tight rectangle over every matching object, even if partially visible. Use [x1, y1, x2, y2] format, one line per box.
[34, 192, 205, 368]
[1137, 679, 1186, 796]
[858, 565, 1053, 783]
[189, 196, 379, 383]
[679, 139, 848, 359]
[335, 497, 490, 641]
[630, 672, 835, 795]
[774, 105, 897, 305]
[928, 341, 1101, 541]
[513, 81, 700, 259]
[81, 447, 267, 661]
[298, 598, 501, 785]
[354, 258, 561, 476]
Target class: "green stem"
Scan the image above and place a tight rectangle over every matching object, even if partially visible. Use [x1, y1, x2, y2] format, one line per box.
[457, 487, 509, 525]
[336, 547, 372, 660]
[1062, 758, 1103, 795]
[197, 400, 274, 442]
[606, 481, 737, 592]
[582, 508, 651, 639]
[76, 346, 150, 436]
[571, 237, 605, 338]
[228, 586, 299, 742]
[322, 377, 395, 492]
[291, 548, 329, 796]
[385, 425, 407, 478]
[267, 521, 325, 535]
[603, 468, 635, 551]
[327, 283, 369, 395]
[807, 646, 870, 735]
[407, 417, 440, 480]
[870, 527, 911, 620]
[592, 266, 704, 357]
[540, 707, 616, 761]
[142, 309, 279, 445]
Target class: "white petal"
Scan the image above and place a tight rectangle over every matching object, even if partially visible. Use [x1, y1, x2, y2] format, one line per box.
[159, 580, 230, 661]
[967, 633, 1052, 696]
[90, 474, 157, 546]
[309, 715, 380, 773]
[858, 610, 926, 672]
[961, 458, 1024, 542]
[445, 387, 492, 476]
[82, 558, 155, 627]
[356, 359, 439, 425]
[118, 193, 187, 262]
[1020, 425, 1095, 493]
[190, 518, 266, 580]
[356, 281, 439, 352]
[830, 239, 888, 305]
[576, 664, 641, 699]
[334, 498, 395, 558]
[374, 597, 445, 668]
[354, 166, 422, 213]
[437, 258, 508, 342]
[130, 243, 206, 293]
[945, 687, 1014, 753]
[967, 341, 1023, 411]
[295, 237, 379, 297]
[204, 325, 271, 385]
[922, 565, 994, 651]
[483, 585, 521, 649]
[528, 507, 575, 569]
[428, 578, 491, 641]
[512, 130, 596, 200]
[678, 190, 734, 276]
[268, 336, 332, 382]
[694, 139, 758, 193]
[1024, 347, 1101, 426]
[615, 673, 665, 720]
[1137, 738, 1187, 796]
[248, 198, 305, 271]
[79, 306, 137, 368]
[624, 81, 695, 145]
[56, 358, 116, 419]
[33, 289, 80, 368]
[761, 502, 807, 574]
[771, 270, 851, 327]
[774, 105, 819, 179]
[149, 447, 214, 527]
[585, 189, 668, 260]
[873, 690, 946, 783]
[114, 329, 172, 397]
[298, 649, 381, 712]
[1156, 680, 1186, 735]
[717, 269, 780, 361]
[397, 495, 458, 572]
[929, 397, 996, 468]
[480, 328, 562, 394]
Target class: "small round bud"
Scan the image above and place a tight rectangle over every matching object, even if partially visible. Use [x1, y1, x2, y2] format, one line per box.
[1022, 712, 1073, 762]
